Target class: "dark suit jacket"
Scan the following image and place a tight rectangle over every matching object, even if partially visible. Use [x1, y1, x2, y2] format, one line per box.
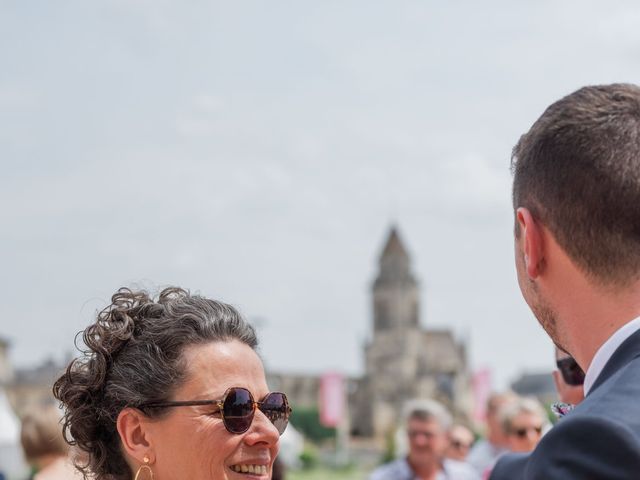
[490, 328, 640, 480]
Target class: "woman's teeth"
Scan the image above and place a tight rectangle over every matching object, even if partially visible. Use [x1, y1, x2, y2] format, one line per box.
[230, 464, 268, 475]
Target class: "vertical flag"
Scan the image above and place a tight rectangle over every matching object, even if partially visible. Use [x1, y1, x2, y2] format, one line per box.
[319, 372, 345, 428]
[472, 368, 492, 424]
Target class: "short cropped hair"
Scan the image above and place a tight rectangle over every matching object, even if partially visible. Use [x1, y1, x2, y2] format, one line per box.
[403, 398, 452, 431]
[486, 391, 518, 417]
[512, 83, 640, 286]
[20, 405, 69, 463]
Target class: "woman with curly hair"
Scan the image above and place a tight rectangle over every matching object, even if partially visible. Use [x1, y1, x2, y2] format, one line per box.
[53, 287, 291, 480]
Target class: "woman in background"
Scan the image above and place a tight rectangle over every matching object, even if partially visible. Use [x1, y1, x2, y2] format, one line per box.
[499, 397, 548, 454]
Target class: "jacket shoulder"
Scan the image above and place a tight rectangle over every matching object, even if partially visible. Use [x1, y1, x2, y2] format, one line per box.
[526, 414, 640, 479]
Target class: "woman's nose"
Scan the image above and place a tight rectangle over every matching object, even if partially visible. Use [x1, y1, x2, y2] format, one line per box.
[243, 409, 281, 446]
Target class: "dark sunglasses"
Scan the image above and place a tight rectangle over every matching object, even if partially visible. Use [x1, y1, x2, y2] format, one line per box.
[512, 425, 543, 438]
[451, 439, 472, 450]
[140, 387, 292, 435]
[556, 356, 585, 386]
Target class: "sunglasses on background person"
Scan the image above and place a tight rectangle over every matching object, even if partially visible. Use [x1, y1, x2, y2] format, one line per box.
[556, 356, 585, 386]
[140, 386, 292, 435]
[511, 425, 543, 439]
[451, 439, 473, 451]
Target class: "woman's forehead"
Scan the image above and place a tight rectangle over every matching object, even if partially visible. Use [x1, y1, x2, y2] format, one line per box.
[178, 340, 268, 397]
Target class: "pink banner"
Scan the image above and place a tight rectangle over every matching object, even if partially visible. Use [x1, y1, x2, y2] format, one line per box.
[319, 372, 345, 428]
[472, 368, 492, 424]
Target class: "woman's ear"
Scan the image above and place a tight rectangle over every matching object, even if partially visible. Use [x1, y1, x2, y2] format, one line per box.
[116, 408, 156, 465]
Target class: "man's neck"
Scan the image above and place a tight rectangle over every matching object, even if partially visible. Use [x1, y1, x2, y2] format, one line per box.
[535, 228, 640, 371]
[555, 277, 640, 372]
[407, 456, 441, 480]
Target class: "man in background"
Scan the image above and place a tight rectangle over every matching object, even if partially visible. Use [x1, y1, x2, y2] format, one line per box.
[369, 399, 478, 480]
[445, 424, 475, 462]
[466, 392, 516, 475]
[552, 347, 584, 406]
[491, 83, 640, 479]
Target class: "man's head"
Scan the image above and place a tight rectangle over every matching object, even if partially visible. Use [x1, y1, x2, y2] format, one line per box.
[403, 399, 452, 470]
[445, 424, 475, 461]
[499, 397, 548, 453]
[512, 84, 640, 346]
[485, 391, 518, 447]
[552, 346, 585, 405]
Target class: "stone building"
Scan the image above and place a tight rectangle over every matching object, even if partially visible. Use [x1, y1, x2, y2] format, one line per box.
[349, 227, 471, 440]
[511, 371, 557, 406]
[6, 358, 64, 417]
[269, 226, 472, 443]
[0, 337, 65, 417]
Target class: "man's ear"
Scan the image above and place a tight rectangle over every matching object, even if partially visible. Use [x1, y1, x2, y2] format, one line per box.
[516, 207, 544, 279]
[116, 408, 155, 465]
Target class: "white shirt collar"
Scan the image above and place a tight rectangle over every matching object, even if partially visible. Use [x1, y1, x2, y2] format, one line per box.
[583, 316, 640, 396]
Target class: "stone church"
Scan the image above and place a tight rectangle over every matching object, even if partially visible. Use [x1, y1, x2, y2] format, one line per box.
[349, 226, 471, 439]
[270, 225, 472, 443]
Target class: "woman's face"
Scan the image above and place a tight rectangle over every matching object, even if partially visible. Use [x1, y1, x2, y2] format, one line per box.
[144, 340, 280, 480]
[506, 412, 543, 453]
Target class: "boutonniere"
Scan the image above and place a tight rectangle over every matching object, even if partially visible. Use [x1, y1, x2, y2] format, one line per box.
[551, 402, 575, 419]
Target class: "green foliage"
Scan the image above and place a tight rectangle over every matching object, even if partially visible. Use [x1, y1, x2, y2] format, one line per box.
[288, 467, 365, 480]
[380, 429, 396, 464]
[290, 406, 336, 443]
[299, 444, 319, 470]
[544, 402, 559, 425]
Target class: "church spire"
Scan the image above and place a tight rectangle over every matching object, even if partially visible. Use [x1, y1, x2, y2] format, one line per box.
[372, 225, 419, 332]
[377, 225, 413, 283]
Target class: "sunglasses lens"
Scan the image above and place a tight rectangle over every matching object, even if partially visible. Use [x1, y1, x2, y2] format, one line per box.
[557, 357, 585, 386]
[260, 392, 290, 435]
[452, 440, 469, 450]
[514, 426, 542, 438]
[223, 388, 254, 434]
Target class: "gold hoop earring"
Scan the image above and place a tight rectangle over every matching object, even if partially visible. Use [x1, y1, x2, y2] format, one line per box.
[134, 456, 154, 480]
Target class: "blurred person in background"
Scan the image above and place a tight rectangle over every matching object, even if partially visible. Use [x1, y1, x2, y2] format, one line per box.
[20, 404, 81, 480]
[53, 287, 291, 480]
[466, 392, 517, 475]
[445, 425, 475, 462]
[552, 347, 585, 406]
[499, 398, 548, 454]
[369, 399, 479, 480]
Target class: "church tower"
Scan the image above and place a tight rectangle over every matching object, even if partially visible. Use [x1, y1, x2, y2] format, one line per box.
[372, 227, 419, 333]
[349, 224, 471, 441]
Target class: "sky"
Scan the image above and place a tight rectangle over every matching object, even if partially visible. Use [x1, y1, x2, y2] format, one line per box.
[2, 1, 640, 390]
